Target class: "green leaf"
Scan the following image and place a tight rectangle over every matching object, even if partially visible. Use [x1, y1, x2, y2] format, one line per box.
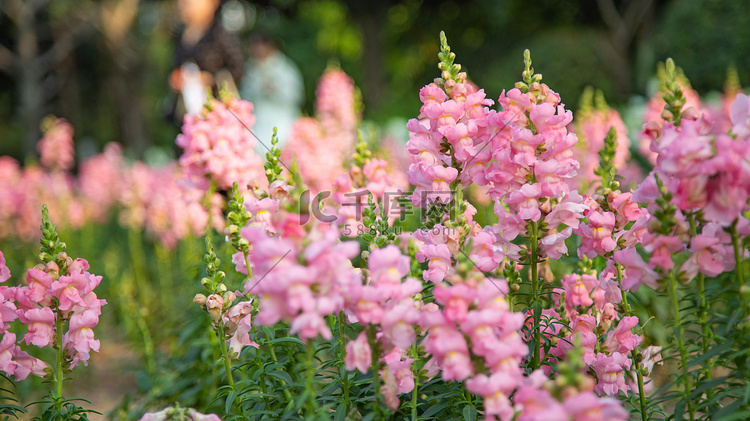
[462, 405, 477, 421]
[225, 390, 236, 414]
[335, 402, 346, 421]
[422, 402, 447, 419]
[267, 370, 294, 386]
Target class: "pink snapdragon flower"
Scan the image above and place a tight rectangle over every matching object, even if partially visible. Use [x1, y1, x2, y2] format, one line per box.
[680, 234, 726, 279]
[577, 211, 617, 258]
[612, 247, 659, 291]
[593, 352, 631, 397]
[563, 392, 629, 421]
[465, 372, 517, 420]
[562, 274, 597, 309]
[602, 316, 641, 354]
[0, 251, 10, 283]
[345, 331, 372, 374]
[245, 224, 360, 342]
[730, 93, 750, 139]
[505, 183, 542, 221]
[20, 307, 55, 347]
[223, 301, 259, 357]
[415, 244, 452, 283]
[64, 309, 101, 366]
[284, 69, 358, 191]
[368, 245, 410, 295]
[381, 299, 420, 349]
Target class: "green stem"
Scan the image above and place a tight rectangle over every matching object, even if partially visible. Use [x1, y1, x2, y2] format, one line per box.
[669, 271, 695, 421]
[410, 343, 420, 421]
[529, 221, 541, 370]
[266, 332, 294, 403]
[305, 341, 318, 415]
[687, 212, 713, 390]
[731, 220, 748, 317]
[338, 312, 350, 414]
[217, 322, 236, 390]
[617, 265, 648, 421]
[368, 326, 382, 412]
[205, 180, 217, 230]
[54, 310, 64, 411]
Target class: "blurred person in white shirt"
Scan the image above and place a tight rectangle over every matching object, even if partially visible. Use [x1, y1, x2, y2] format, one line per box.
[241, 33, 304, 152]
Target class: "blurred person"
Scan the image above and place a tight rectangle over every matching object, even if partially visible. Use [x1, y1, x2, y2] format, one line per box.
[241, 33, 304, 151]
[169, 0, 244, 120]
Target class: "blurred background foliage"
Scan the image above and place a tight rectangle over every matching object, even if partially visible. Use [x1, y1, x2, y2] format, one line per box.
[0, 0, 747, 161]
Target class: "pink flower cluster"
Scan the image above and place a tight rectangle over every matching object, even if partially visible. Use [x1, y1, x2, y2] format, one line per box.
[283, 69, 359, 191]
[548, 271, 663, 398]
[633, 93, 750, 281]
[0, 251, 106, 380]
[176, 97, 264, 191]
[0, 157, 82, 242]
[344, 246, 421, 409]
[638, 77, 704, 164]
[118, 163, 221, 249]
[427, 277, 528, 419]
[513, 370, 628, 421]
[242, 211, 360, 342]
[405, 79, 494, 206]
[37, 117, 75, 172]
[405, 71, 589, 270]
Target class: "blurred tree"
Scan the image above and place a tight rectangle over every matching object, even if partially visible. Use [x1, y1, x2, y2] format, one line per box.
[0, 0, 95, 158]
[98, 0, 149, 158]
[656, 0, 750, 94]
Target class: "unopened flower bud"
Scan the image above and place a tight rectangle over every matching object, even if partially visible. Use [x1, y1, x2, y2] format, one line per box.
[206, 294, 224, 322]
[216, 283, 227, 294]
[193, 293, 207, 305]
[661, 109, 674, 121]
[223, 291, 236, 305]
[510, 283, 520, 292]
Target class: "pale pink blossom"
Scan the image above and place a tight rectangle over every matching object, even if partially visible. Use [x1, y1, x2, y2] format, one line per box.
[593, 352, 631, 397]
[345, 331, 371, 374]
[0, 251, 10, 283]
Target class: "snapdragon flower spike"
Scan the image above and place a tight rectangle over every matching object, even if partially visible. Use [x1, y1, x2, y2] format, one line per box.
[0, 208, 107, 380]
[479, 51, 587, 266]
[283, 68, 358, 191]
[630, 85, 750, 284]
[195, 237, 259, 357]
[573, 89, 638, 192]
[176, 96, 264, 191]
[37, 116, 75, 173]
